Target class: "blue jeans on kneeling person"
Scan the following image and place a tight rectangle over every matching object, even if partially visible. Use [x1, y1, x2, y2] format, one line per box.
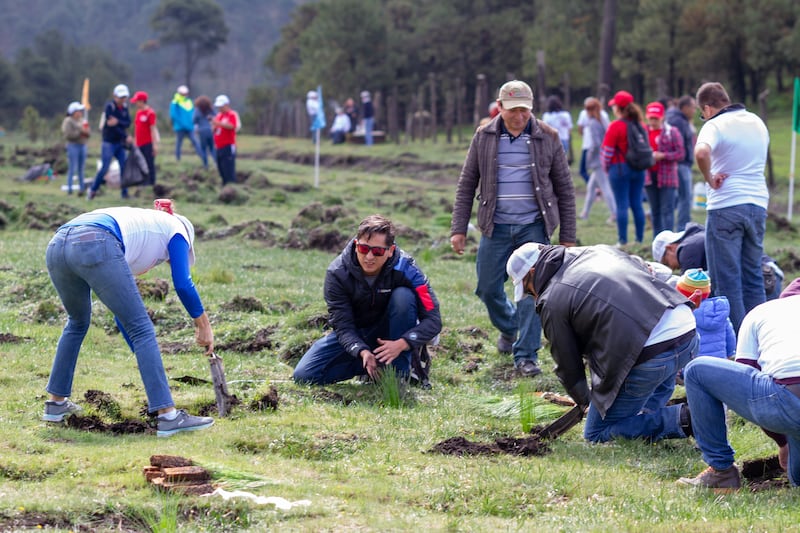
[293, 287, 417, 384]
[583, 333, 698, 443]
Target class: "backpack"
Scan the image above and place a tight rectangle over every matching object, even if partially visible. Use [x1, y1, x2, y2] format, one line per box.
[624, 119, 655, 171]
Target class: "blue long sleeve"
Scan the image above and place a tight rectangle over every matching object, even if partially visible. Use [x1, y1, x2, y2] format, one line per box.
[167, 234, 204, 318]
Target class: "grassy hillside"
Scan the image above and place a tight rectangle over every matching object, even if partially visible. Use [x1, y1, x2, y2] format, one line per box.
[0, 120, 798, 531]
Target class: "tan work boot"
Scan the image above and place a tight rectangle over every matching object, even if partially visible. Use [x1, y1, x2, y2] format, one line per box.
[676, 465, 741, 493]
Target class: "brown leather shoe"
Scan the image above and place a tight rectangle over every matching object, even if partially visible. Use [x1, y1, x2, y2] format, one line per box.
[676, 465, 741, 493]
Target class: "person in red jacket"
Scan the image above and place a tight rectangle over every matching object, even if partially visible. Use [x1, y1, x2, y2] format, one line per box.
[211, 94, 240, 185]
[601, 90, 647, 245]
[130, 91, 160, 185]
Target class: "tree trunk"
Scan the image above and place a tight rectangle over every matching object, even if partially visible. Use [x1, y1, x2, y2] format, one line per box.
[429, 73, 438, 144]
[537, 50, 547, 109]
[597, 0, 617, 101]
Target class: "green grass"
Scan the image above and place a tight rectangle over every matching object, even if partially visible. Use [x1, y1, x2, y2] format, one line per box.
[1, 118, 799, 531]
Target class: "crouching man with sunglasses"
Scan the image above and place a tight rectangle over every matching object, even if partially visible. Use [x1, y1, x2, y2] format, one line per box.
[293, 214, 442, 385]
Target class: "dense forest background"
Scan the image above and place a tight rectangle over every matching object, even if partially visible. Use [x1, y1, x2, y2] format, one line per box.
[0, 0, 798, 134]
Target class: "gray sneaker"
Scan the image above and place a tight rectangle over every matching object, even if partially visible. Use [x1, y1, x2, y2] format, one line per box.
[514, 359, 542, 377]
[157, 409, 214, 437]
[42, 400, 83, 422]
[497, 334, 515, 354]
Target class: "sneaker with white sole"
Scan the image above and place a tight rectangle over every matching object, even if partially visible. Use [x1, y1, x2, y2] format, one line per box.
[42, 400, 83, 422]
[676, 465, 741, 493]
[157, 409, 214, 437]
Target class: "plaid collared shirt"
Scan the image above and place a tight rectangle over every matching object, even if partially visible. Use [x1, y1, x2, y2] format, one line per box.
[645, 123, 685, 188]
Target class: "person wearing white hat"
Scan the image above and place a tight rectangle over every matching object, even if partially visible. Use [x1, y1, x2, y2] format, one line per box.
[211, 95, 240, 185]
[61, 101, 90, 194]
[306, 90, 319, 142]
[506, 242, 698, 443]
[42, 204, 215, 437]
[169, 84, 204, 164]
[87, 84, 132, 200]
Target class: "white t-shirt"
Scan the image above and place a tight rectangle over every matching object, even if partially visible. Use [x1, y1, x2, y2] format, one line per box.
[736, 296, 800, 379]
[542, 110, 573, 143]
[96, 207, 194, 275]
[577, 109, 610, 150]
[695, 108, 769, 210]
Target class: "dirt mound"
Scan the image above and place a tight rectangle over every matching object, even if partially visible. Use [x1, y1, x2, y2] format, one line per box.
[221, 296, 265, 313]
[66, 414, 151, 435]
[217, 326, 277, 353]
[137, 278, 169, 300]
[250, 386, 279, 411]
[430, 431, 551, 457]
[0, 332, 27, 343]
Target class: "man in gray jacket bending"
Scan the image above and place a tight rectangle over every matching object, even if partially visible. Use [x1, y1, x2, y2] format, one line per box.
[507, 242, 698, 442]
[450, 80, 576, 377]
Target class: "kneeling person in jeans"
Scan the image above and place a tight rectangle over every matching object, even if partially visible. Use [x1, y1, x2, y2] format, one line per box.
[293, 214, 442, 384]
[507, 242, 698, 442]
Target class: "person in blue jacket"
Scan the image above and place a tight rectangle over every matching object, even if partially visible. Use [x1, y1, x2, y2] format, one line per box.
[170, 85, 203, 164]
[293, 214, 442, 385]
[674, 269, 735, 384]
[88, 84, 132, 200]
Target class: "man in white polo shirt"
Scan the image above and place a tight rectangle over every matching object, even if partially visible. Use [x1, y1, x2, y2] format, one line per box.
[694, 82, 769, 332]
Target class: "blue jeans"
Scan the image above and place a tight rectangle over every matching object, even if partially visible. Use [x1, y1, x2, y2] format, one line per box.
[197, 129, 215, 169]
[476, 222, 547, 363]
[216, 144, 236, 185]
[293, 287, 417, 384]
[175, 129, 202, 161]
[675, 163, 693, 231]
[644, 184, 676, 239]
[45, 226, 174, 412]
[684, 356, 800, 486]
[65, 143, 87, 193]
[609, 162, 646, 244]
[705, 204, 766, 332]
[364, 117, 374, 145]
[90, 141, 128, 198]
[584, 333, 699, 442]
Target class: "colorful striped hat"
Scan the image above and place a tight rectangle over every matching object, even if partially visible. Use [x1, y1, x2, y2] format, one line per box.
[676, 268, 711, 300]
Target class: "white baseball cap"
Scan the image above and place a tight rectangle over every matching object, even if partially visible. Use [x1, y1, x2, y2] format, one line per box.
[113, 84, 130, 98]
[652, 229, 686, 263]
[506, 243, 544, 302]
[67, 101, 85, 115]
[177, 85, 189, 95]
[214, 94, 230, 108]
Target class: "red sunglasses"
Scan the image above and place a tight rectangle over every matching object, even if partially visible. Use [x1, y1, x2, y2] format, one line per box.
[355, 242, 391, 256]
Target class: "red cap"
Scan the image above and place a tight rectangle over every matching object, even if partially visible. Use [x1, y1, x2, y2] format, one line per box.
[646, 102, 665, 119]
[130, 91, 148, 103]
[608, 90, 633, 109]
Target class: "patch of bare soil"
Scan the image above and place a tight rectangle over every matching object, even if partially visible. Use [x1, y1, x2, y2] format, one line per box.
[137, 277, 170, 300]
[429, 433, 551, 457]
[221, 295, 265, 313]
[0, 511, 141, 532]
[242, 148, 461, 185]
[66, 414, 152, 435]
[21, 201, 82, 231]
[742, 455, 790, 491]
[0, 332, 27, 343]
[250, 385, 280, 411]
[216, 326, 277, 353]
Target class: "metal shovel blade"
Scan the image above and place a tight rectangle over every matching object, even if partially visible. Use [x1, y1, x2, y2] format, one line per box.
[537, 405, 584, 440]
[208, 352, 234, 417]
